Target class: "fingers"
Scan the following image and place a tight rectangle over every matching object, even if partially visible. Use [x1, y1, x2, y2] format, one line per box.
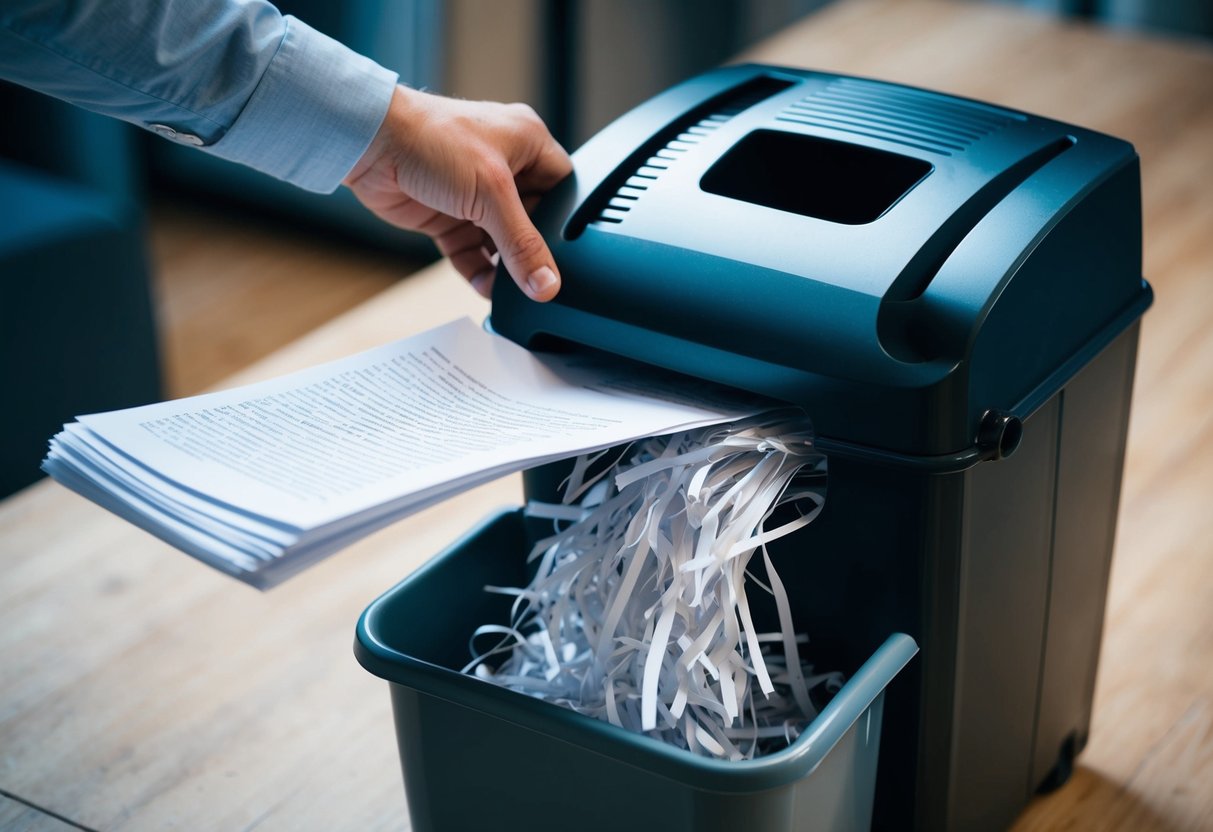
[346, 88, 570, 303]
[506, 101, 572, 193]
[477, 165, 561, 302]
[435, 221, 497, 298]
[520, 138, 573, 195]
[478, 106, 569, 302]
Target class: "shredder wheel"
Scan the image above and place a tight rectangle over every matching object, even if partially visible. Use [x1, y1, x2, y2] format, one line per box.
[1036, 733, 1082, 794]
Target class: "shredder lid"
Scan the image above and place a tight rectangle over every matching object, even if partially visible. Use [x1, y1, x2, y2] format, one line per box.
[491, 64, 1152, 462]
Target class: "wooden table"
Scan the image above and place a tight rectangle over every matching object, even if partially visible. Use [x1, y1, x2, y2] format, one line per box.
[2, 1, 1211, 829]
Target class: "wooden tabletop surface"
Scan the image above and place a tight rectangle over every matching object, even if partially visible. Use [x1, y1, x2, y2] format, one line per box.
[2, 1, 1211, 829]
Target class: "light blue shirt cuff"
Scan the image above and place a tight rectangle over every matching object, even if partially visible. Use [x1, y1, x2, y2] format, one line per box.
[204, 16, 398, 194]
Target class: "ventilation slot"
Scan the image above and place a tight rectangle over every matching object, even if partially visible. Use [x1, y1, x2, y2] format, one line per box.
[569, 75, 795, 236]
[778, 77, 1024, 156]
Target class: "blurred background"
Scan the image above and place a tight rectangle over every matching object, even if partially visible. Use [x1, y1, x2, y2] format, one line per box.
[1, 0, 1210, 498]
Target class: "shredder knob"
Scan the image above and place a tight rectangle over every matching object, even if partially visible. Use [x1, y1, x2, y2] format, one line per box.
[977, 409, 1024, 461]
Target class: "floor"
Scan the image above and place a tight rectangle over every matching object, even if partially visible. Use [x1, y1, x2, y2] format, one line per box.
[145, 198, 425, 397]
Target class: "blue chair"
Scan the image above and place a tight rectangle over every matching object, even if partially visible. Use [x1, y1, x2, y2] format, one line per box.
[0, 158, 161, 497]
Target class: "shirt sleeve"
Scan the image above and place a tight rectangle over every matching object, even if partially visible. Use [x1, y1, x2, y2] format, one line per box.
[0, 0, 399, 193]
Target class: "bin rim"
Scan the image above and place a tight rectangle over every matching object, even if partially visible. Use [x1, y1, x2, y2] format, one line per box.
[354, 509, 919, 793]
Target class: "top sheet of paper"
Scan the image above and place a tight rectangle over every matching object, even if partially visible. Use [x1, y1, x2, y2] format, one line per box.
[69, 318, 768, 533]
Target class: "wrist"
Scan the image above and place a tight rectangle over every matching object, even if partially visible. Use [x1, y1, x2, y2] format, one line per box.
[345, 84, 422, 187]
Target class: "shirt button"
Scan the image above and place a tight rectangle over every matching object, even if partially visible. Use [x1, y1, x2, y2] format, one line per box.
[148, 124, 205, 146]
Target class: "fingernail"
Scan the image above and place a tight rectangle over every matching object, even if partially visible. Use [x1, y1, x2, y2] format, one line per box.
[470, 270, 493, 297]
[527, 266, 559, 298]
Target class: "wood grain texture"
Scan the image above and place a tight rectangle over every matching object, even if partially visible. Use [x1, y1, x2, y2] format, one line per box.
[1, 1, 1210, 829]
[146, 201, 419, 398]
[0, 795, 85, 832]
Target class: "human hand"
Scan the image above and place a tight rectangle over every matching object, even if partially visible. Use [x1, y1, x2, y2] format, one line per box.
[343, 85, 572, 301]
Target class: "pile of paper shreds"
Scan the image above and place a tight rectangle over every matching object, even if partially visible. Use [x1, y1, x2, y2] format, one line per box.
[465, 412, 843, 760]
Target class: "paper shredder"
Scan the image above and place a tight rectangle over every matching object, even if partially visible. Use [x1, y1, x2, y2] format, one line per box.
[483, 65, 1152, 830]
[356, 64, 1151, 831]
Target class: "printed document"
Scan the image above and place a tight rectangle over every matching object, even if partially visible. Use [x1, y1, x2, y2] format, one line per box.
[43, 318, 771, 588]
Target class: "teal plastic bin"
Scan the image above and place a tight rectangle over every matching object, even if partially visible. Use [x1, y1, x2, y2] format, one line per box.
[355, 508, 919, 832]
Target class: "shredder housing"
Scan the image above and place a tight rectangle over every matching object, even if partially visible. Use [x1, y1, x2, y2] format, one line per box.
[488, 64, 1152, 830]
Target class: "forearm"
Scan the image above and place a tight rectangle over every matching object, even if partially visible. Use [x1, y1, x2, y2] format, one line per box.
[0, 0, 397, 192]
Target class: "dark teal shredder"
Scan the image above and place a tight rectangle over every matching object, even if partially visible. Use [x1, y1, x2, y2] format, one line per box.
[357, 64, 1151, 831]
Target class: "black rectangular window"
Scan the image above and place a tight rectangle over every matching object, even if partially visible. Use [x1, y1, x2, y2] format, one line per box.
[700, 129, 932, 225]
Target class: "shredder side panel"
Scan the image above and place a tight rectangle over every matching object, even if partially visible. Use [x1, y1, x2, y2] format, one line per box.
[909, 472, 967, 832]
[948, 397, 1060, 831]
[1029, 325, 1139, 788]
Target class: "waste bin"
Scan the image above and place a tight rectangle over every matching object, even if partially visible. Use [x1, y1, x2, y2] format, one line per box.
[485, 65, 1152, 830]
[356, 508, 920, 832]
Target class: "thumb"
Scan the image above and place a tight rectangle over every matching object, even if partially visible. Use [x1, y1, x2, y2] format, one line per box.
[478, 176, 561, 302]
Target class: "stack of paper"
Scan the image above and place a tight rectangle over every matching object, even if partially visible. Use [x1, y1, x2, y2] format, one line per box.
[43, 318, 769, 588]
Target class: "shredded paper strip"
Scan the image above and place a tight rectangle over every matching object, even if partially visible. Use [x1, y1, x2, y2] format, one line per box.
[465, 412, 842, 760]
